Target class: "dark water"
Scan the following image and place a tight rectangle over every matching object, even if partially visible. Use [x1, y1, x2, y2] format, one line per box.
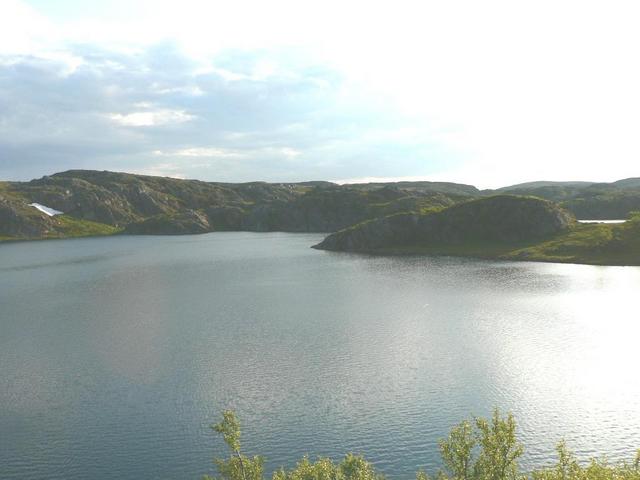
[1, 233, 639, 480]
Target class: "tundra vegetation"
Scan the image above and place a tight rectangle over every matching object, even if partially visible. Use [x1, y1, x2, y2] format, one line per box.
[1, 170, 639, 266]
[204, 411, 640, 480]
[314, 198, 640, 266]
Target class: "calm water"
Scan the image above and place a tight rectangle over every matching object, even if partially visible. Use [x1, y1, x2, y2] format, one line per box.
[1, 233, 639, 480]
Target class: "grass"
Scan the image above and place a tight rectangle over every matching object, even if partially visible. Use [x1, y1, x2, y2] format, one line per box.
[370, 239, 545, 260]
[0, 215, 122, 243]
[508, 220, 640, 265]
[0, 181, 28, 201]
[365, 220, 640, 266]
[47, 215, 122, 239]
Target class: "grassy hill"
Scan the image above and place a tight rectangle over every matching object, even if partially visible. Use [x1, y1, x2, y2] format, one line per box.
[314, 195, 576, 252]
[487, 178, 640, 219]
[505, 212, 640, 265]
[0, 170, 469, 241]
[2, 171, 640, 265]
[314, 196, 640, 265]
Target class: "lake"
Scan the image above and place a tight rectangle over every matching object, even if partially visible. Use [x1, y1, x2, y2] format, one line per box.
[1, 233, 639, 480]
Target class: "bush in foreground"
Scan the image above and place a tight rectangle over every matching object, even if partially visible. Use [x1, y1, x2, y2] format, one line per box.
[204, 410, 640, 480]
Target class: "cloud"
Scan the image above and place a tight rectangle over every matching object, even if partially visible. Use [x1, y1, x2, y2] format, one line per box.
[0, 28, 451, 182]
[108, 109, 195, 127]
[1, 0, 639, 187]
[153, 147, 245, 158]
[129, 162, 188, 179]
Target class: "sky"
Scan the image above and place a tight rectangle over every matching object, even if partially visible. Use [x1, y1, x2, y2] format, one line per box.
[1, 0, 639, 188]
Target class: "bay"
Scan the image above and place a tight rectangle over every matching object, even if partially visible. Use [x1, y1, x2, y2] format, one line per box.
[1, 232, 639, 480]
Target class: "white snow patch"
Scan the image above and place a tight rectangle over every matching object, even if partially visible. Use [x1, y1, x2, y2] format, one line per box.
[578, 219, 627, 224]
[29, 203, 64, 216]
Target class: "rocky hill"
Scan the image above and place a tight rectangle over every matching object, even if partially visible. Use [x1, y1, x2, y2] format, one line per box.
[487, 178, 640, 219]
[0, 170, 640, 255]
[0, 181, 118, 240]
[313, 195, 576, 252]
[0, 170, 473, 240]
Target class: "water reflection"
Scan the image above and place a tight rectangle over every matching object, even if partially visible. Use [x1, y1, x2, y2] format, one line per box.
[0, 234, 639, 480]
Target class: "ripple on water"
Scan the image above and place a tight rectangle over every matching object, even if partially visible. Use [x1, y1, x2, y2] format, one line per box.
[1, 233, 639, 479]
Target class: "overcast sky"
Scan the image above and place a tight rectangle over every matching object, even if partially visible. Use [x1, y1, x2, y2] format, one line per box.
[1, 0, 639, 187]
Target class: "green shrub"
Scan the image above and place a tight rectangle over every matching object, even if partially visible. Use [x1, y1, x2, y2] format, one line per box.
[204, 410, 639, 480]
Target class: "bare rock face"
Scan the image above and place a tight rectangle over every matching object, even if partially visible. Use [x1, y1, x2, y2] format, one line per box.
[0, 195, 58, 238]
[7, 171, 472, 236]
[123, 210, 211, 235]
[314, 195, 576, 252]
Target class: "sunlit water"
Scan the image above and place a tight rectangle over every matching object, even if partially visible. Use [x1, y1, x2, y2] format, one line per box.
[1, 233, 639, 480]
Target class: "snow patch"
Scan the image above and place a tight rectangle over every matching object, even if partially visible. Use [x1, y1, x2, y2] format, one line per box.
[578, 219, 626, 224]
[29, 203, 64, 216]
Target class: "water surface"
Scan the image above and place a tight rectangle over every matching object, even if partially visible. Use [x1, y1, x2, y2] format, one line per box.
[1, 233, 639, 479]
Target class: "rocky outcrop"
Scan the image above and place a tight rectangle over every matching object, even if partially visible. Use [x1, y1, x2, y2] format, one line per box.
[313, 195, 576, 252]
[562, 191, 640, 219]
[0, 194, 58, 238]
[4, 170, 471, 237]
[485, 178, 640, 220]
[123, 210, 211, 235]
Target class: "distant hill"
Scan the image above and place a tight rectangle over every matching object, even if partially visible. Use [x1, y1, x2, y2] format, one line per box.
[494, 180, 596, 191]
[612, 177, 640, 189]
[344, 180, 480, 196]
[0, 170, 469, 240]
[485, 178, 640, 218]
[2, 170, 640, 257]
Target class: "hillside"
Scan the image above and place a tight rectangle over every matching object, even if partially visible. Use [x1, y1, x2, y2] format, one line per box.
[504, 213, 640, 265]
[314, 196, 640, 265]
[0, 181, 119, 240]
[3, 170, 640, 264]
[314, 195, 576, 252]
[344, 180, 480, 196]
[487, 178, 640, 219]
[0, 170, 471, 240]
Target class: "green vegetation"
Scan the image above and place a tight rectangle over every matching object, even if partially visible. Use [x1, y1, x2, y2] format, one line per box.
[206, 411, 265, 480]
[1, 170, 473, 240]
[46, 215, 121, 239]
[2, 170, 640, 266]
[488, 179, 640, 220]
[315, 198, 640, 266]
[360, 218, 640, 266]
[314, 196, 576, 254]
[505, 213, 640, 265]
[204, 411, 640, 480]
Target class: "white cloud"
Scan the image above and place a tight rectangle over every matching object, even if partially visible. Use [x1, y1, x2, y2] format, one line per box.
[0, 0, 55, 55]
[151, 84, 204, 96]
[154, 147, 245, 158]
[251, 147, 302, 160]
[129, 162, 187, 179]
[2, 0, 640, 185]
[107, 110, 194, 127]
[152, 146, 301, 160]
